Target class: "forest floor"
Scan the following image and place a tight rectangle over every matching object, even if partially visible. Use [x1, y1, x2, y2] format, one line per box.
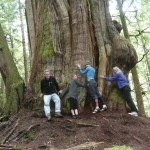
[0, 107, 150, 150]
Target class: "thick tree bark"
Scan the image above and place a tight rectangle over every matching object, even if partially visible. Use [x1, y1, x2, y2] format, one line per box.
[117, 0, 145, 116]
[89, 0, 108, 94]
[0, 24, 24, 115]
[25, 0, 138, 113]
[0, 76, 5, 113]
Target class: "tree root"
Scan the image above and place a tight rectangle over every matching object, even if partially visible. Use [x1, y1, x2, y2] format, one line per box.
[1, 119, 20, 144]
[0, 144, 21, 150]
[0, 115, 17, 131]
[64, 141, 104, 150]
[0, 115, 9, 122]
[0, 122, 8, 131]
[13, 124, 40, 141]
[66, 119, 99, 127]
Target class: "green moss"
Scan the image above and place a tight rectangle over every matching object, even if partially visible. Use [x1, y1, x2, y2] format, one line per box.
[110, 88, 124, 104]
[41, 41, 54, 59]
[41, 7, 54, 60]
[104, 145, 133, 150]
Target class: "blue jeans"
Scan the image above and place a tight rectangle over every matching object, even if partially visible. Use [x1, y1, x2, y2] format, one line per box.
[43, 93, 61, 117]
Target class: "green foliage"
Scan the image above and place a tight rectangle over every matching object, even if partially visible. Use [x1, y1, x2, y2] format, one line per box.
[104, 145, 133, 150]
[0, 0, 29, 80]
[109, 0, 150, 116]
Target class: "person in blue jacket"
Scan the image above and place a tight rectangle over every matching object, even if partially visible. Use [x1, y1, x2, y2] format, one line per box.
[76, 61, 107, 113]
[100, 66, 138, 116]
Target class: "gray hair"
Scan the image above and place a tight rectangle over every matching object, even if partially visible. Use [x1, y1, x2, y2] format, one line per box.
[113, 67, 121, 74]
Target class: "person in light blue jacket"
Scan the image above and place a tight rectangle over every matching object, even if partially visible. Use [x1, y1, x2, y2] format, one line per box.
[76, 61, 107, 113]
[101, 67, 138, 116]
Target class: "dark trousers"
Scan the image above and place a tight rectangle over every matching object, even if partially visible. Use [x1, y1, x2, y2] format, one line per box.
[120, 85, 138, 112]
[88, 80, 105, 105]
[68, 97, 78, 109]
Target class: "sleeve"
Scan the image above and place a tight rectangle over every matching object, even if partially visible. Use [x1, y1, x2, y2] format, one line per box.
[53, 77, 60, 91]
[41, 80, 43, 93]
[104, 74, 118, 81]
[74, 79, 85, 87]
[59, 86, 69, 99]
[78, 67, 89, 75]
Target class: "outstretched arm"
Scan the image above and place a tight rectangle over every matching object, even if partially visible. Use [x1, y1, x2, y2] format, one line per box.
[76, 64, 89, 75]
[100, 74, 118, 81]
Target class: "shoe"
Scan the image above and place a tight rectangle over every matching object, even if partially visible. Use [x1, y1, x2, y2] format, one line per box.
[72, 115, 77, 119]
[93, 107, 100, 113]
[47, 113, 51, 121]
[100, 105, 107, 111]
[128, 112, 138, 116]
[55, 112, 63, 118]
[75, 115, 81, 119]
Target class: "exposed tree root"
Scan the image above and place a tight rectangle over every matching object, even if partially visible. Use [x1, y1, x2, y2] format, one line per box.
[66, 119, 99, 127]
[1, 119, 20, 144]
[0, 122, 8, 131]
[0, 144, 21, 150]
[64, 141, 104, 150]
[0, 115, 9, 122]
[13, 124, 40, 141]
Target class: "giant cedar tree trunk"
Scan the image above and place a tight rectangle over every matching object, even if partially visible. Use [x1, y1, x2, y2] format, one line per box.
[0, 24, 24, 115]
[25, 0, 138, 113]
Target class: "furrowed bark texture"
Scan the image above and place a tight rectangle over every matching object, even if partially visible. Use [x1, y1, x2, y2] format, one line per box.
[25, 0, 138, 112]
[0, 24, 24, 115]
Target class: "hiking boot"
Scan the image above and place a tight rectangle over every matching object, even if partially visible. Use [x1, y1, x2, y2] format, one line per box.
[72, 115, 77, 119]
[47, 113, 51, 121]
[75, 115, 81, 119]
[100, 105, 108, 111]
[55, 112, 63, 118]
[92, 107, 100, 113]
[128, 112, 138, 117]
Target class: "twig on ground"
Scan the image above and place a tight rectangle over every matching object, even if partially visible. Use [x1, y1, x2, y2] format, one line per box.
[64, 141, 104, 150]
[13, 124, 40, 141]
[66, 119, 99, 127]
[1, 118, 20, 144]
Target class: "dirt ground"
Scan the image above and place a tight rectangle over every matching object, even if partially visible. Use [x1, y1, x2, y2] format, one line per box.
[0, 108, 150, 150]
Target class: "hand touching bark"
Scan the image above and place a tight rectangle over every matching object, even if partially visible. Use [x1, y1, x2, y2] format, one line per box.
[40, 93, 43, 98]
[76, 64, 81, 68]
[99, 76, 105, 79]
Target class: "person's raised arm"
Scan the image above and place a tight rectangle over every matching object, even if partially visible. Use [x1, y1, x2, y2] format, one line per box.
[76, 64, 89, 75]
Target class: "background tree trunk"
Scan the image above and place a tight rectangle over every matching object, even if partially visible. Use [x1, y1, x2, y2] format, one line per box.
[25, 0, 138, 113]
[0, 76, 5, 114]
[0, 24, 24, 115]
[117, 0, 145, 116]
[18, 0, 29, 85]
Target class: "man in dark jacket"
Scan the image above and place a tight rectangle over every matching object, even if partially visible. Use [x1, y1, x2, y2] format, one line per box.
[40, 69, 63, 120]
